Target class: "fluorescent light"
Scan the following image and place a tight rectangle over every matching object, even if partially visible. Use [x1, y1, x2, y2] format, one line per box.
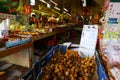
[39, 0, 51, 8]
[67, 13, 71, 16]
[54, 6, 60, 11]
[89, 16, 92, 19]
[30, 0, 35, 5]
[63, 11, 66, 13]
[63, 8, 68, 12]
[81, 0, 86, 7]
[47, 3, 51, 8]
[81, 15, 84, 19]
[50, 0, 58, 5]
[39, 0, 47, 4]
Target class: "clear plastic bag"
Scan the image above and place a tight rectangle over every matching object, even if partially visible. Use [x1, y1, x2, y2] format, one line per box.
[103, 40, 120, 69]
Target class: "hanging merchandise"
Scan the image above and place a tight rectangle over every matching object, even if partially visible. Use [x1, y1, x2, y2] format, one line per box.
[108, 2, 120, 18]
[24, 5, 31, 15]
[107, 18, 119, 32]
[100, 1, 120, 79]
[104, 0, 110, 10]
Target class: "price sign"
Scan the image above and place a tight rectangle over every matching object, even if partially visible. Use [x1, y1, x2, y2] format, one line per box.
[108, 2, 120, 18]
[79, 25, 98, 58]
[24, 5, 31, 15]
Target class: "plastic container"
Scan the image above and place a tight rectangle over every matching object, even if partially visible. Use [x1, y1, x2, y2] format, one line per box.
[39, 47, 55, 68]
[20, 37, 31, 44]
[60, 45, 66, 54]
[6, 39, 21, 48]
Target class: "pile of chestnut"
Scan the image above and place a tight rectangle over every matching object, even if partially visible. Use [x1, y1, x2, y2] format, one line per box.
[41, 50, 96, 80]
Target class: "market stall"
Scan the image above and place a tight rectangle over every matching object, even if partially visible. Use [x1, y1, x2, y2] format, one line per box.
[21, 45, 99, 80]
[0, 0, 109, 80]
[97, 0, 120, 80]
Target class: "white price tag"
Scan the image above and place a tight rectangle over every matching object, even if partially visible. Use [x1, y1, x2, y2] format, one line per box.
[79, 25, 98, 58]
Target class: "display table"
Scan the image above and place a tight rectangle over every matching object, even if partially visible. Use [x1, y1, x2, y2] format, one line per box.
[0, 41, 33, 68]
[0, 24, 76, 68]
[32, 25, 71, 41]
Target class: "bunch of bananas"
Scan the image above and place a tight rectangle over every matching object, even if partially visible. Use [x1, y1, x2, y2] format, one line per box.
[16, 0, 24, 12]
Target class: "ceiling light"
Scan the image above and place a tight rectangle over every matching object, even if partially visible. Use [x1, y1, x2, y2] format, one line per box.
[81, 15, 84, 19]
[63, 8, 68, 12]
[81, 0, 86, 7]
[39, 0, 47, 4]
[39, 0, 51, 8]
[89, 16, 92, 19]
[50, 0, 58, 5]
[54, 6, 60, 11]
[30, 0, 35, 5]
[47, 3, 51, 8]
[63, 11, 66, 13]
[67, 13, 71, 16]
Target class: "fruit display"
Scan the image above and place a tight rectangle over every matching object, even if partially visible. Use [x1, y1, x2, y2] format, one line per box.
[40, 50, 97, 80]
[7, 35, 31, 41]
[33, 28, 48, 33]
[7, 35, 21, 41]
[5, 35, 31, 48]
[10, 24, 25, 31]
[5, 35, 20, 48]
[17, 31, 39, 36]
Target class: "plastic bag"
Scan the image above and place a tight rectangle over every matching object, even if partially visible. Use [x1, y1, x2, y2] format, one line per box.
[103, 40, 120, 69]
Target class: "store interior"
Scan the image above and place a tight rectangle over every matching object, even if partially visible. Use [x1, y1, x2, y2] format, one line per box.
[0, 0, 120, 80]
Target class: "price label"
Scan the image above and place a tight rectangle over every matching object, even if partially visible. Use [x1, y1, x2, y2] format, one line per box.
[79, 25, 98, 58]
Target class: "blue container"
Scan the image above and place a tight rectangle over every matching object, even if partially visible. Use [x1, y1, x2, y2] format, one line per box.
[6, 39, 21, 48]
[20, 37, 31, 44]
[96, 51, 107, 80]
[39, 47, 54, 67]
[60, 45, 66, 54]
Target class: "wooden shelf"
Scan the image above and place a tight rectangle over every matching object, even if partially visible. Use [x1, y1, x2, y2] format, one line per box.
[0, 41, 33, 58]
[0, 25, 74, 58]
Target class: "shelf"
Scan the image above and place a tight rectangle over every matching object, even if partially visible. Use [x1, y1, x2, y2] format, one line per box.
[0, 41, 33, 58]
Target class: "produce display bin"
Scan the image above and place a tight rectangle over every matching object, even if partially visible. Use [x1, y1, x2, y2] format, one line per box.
[37, 45, 97, 80]
[21, 45, 59, 80]
[22, 45, 100, 80]
[6, 39, 21, 48]
[20, 37, 31, 44]
[95, 51, 107, 80]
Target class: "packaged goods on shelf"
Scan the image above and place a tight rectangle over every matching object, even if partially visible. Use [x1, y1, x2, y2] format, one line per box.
[103, 40, 120, 68]
[101, 52, 118, 80]
[110, 67, 120, 80]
